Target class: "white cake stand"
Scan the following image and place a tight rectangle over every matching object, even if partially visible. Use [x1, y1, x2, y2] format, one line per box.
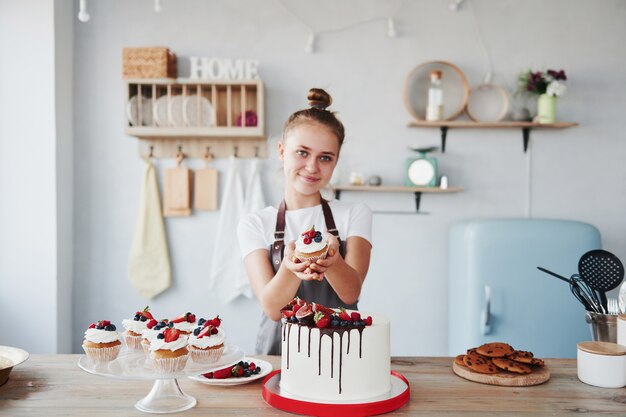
[78, 345, 244, 414]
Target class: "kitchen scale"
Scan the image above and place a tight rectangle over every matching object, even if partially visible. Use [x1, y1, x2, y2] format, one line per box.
[405, 146, 439, 187]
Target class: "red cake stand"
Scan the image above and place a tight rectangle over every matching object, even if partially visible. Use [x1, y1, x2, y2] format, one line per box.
[262, 370, 410, 417]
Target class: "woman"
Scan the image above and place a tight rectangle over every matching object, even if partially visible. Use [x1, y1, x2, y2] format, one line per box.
[237, 88, 372, 354]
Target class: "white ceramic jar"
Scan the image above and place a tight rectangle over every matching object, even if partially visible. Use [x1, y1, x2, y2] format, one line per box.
[618, 314, 626, 347]
[577, 341, 626, 388]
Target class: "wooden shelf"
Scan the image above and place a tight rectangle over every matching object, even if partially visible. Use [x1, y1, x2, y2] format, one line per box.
[125, 78, 266, 159]
[333, 185, 463, 213]
[408, 120, 579, 153]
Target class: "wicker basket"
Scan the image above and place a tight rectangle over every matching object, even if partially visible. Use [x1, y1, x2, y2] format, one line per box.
[123, 47, 177, 79]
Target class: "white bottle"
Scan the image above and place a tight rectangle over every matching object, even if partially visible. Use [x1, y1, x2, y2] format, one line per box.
[426, 70, 443, 121]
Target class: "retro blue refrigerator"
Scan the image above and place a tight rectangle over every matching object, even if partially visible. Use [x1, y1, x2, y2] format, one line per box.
[448, 219, 601, 358]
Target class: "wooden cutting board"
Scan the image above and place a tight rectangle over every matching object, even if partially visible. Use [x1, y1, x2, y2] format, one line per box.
[452, 361, 550, 386]
[163, 165, 192, 217]
[194, 167, 218, 210]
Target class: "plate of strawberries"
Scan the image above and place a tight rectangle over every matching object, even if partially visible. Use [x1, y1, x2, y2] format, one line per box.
[189, 357, 272, 386]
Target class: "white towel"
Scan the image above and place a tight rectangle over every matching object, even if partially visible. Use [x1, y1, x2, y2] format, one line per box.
[128, 160, 172, 299]
[244, 157, 266, 214]
[209, 156, 249, 303]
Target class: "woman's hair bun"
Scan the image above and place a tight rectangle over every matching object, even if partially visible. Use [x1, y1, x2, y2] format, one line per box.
[307, 88, 332, 110]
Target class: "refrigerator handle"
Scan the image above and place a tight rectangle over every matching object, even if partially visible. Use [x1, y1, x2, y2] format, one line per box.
[481, 285, 492, 335]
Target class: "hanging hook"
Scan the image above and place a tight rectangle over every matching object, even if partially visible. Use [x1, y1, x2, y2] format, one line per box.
[148, 145, 154, 159]
[234, 146, 239, 158]
[254, 146, 259, 158]
[204, 146, 211, 160]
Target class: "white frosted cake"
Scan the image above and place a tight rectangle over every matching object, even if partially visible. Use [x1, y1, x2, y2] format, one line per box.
[279, 299, 391, 402]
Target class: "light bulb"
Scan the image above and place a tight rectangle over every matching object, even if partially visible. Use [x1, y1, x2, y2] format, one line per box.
[305, 33, 316, 54]
[78, 10, 90, 22]
[448, 0, 464, 12]
[154, 0, 163, 13]
[78, 0, 90, 22]
[387, 17, 397, 38]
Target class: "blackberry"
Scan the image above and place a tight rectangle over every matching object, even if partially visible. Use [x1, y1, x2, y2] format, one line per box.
[198, 318, 206, 326]
[134, 314, 141, 321]
[157, 333, 165, 339]
[104, 325, 113, 331]
[193, 328, 201, 336]
[244, 370, 251, 377]
[140, 316, 147, 322]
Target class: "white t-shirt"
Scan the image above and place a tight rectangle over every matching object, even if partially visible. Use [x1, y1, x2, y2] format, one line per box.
[237, 200, 372, 259]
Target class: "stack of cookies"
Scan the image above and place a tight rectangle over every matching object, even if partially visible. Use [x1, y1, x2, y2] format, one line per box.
[455, 342, 545, 375]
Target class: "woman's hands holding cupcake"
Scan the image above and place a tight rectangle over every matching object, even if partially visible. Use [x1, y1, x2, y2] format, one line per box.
[284, 234, 340, 281]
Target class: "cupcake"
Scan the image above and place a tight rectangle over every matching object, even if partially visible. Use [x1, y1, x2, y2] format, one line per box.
[150, 327, 189, 373]
[170, 312, 197, 335]
[141, 319, 169, 353]
[121, 306, 156, 350]
[295, 225, 329, 262]
[188, 316, 225, 363]
[82, 320, 122, 362]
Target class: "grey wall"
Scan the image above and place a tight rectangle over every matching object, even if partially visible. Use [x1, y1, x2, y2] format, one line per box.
[3, 0, 625, 355]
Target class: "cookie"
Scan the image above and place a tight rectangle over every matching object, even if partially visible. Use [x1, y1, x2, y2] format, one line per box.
[476, 342, 514, 358]
[507, 350, 534, 363]
[454, 354, 467, 367]
[491, 357, 532, 374]
[463, 352, 499, 374]
[530, 358, 545, 367]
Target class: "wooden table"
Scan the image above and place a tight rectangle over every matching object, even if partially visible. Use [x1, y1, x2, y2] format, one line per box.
[1, 355, 625, 416]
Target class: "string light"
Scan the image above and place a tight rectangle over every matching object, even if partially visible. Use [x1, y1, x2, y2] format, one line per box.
[449, 0, 465, 12]
[305, 33, 316, 54]
[154, 0, 163, 13]
[78, 0, 90, 22]
[387, 17, 397, 38]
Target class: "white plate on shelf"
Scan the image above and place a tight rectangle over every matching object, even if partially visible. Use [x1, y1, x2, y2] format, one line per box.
[168, 95, 185, 127]
[183, 95, 214, 127]
[153, 96, 170, 127]
[188, 357, 272, 386]
[126, 95, 154, 126]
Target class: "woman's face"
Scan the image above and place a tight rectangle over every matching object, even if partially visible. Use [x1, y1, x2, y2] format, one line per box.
[279, 122, 340, 196]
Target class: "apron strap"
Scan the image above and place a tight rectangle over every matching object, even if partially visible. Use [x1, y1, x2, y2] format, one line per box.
[271, 198, 342, 273]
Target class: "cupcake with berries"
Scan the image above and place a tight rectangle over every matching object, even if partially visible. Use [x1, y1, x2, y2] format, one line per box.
[141, 319, 170, 353]
[170, 312, 197, 335]
[150, 327, 189, 373]
[188, 316, 226, 364]
[121, 306, 157, 350]
[295, 225, 329, 262]
[82, 320, 122, 362]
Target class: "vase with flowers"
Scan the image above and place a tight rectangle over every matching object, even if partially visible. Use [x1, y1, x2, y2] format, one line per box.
[517, 69, 567, 124]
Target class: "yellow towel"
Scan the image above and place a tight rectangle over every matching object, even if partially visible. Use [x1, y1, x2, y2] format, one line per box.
[128, 160, 172, 299]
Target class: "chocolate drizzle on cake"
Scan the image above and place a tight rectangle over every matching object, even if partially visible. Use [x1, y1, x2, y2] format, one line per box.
[284, 321, 366, 394]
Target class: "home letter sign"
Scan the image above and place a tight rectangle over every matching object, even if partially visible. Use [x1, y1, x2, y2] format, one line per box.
[189, 57, 259, 80]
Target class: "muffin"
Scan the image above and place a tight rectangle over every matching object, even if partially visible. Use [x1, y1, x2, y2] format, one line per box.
[150, 327, 189, 373]
[121, 306, 156, 350]
[170, 312, 197, 335]
[141, 319, 170, 353]
[188, 316, 225, 363]
[295, 225, 329, 262]
[82, 320, 122, 362]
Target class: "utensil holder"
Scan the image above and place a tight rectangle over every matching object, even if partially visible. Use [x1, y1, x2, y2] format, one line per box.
[585, 311, 617, 343]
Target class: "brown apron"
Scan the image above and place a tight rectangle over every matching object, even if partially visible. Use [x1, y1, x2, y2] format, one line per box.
[255, 199, 356, 355]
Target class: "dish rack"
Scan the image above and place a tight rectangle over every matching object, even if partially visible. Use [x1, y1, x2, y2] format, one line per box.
[125, 78, 266, 159]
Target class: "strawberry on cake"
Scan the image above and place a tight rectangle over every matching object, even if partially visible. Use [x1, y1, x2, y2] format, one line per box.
[141, 319, 170, 353]
[82, 320, 122, 362]
[294, 225, 329, 262]
[121, 306, 157, 350]
[188, 315, 226, 363]
[150, 327, 189, 373]
[280, 298, 390, 402]
[170, 312, 197, 335]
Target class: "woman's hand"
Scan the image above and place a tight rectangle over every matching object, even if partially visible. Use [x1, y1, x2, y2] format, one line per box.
[307, 234, 340, 279]
[283, 240, 322, 281]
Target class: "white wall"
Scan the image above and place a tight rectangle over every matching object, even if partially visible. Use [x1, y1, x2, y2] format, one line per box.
[0, 0, 73, 353]
[4, 0, 626, 355]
